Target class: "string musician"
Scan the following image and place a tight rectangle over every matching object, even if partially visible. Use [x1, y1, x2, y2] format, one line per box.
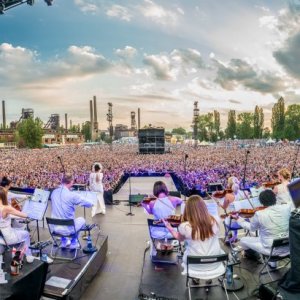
[236, 189, 290, 265]
[213, 176, 247, 243]
[142, 181, 182, 256]
[163, 195, 225, 280]
[273, 168, 293, 207]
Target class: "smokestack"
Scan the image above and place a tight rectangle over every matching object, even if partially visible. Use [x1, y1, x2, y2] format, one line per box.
[138, 108, 141, 130]
[90, 100, 94, 140]
[65, 113, 68, 130]
[93, 95, 97, 122]
[2, 100, 6, 129]
[70, 120, 72, 128]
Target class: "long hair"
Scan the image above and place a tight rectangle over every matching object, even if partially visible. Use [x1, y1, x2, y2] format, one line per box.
[183, 195, 216, 241]
[153, 181, 168, 197]
[278, 168, 291, 181]
[92, 163, 102, 172]
[0, 187, 8, 205]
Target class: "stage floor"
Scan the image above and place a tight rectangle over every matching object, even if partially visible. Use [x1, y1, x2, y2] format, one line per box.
[28, 176, 292, 300]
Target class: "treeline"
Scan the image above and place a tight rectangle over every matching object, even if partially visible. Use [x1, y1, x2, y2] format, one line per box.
[183, 97, 299, 141]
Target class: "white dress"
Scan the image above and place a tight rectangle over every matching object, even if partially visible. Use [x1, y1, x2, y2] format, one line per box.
[0, 207, 31, 255]
[89, 171, 106, 217]
[276, 183, 293, 206]
[179, 221, 225, 279]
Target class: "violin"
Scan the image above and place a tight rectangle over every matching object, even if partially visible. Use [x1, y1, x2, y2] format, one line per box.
[137, 196, 157, 206]
[262, 181, 281, 189]
[153, 215, 182, 226]
[220, 206, 267, 219]
[212, 189, 233, 199]
[11, 199, 21, 211]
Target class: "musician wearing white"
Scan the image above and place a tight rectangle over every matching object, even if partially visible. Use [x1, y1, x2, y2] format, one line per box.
[273, 168, 293, 206]
[51, 174, 93, 248]
[89, 162, 106, 217]
[0, 187, 31, 256]
[237, 189, 290, 257]
[163, 195, 225, 279]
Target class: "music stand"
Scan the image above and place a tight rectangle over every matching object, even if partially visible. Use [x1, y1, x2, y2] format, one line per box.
[22, 188, 49, 242]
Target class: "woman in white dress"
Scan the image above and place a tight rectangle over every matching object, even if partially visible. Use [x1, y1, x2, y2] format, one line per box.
[273, 168, 293, 206]
[89, 163, 106, 217]
[163, 195, 225, 279]
[0, 187, 31, 256]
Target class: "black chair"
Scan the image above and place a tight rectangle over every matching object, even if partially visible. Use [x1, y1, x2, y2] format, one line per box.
[186, 254, 229, 300]
[46, 217, 82, 261]
[147, 218, 182, 264]
[259, 237, 290, 281]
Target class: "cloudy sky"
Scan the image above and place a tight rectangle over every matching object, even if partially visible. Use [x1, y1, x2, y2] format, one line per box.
[1, 0, 300, 130]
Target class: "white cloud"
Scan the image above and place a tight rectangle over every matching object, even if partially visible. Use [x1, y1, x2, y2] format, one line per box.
[115, 46, 137, 59]
[74, 0, 98, 14]
[143, 54, 174, 80]
[259, 15, 278, 30]
[106, 4, 132, 22]
[138, 0, 179, 26]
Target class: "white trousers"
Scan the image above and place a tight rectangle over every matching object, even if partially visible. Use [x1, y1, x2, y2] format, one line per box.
[91, 192, 106, 217]
[240, 237, 270, 255]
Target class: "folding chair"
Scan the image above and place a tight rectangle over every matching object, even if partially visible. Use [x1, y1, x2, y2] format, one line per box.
[259, 237, 290, 281]
[186, 254, 229, 300]
[0, 228, 25, 254]
[147, 218, 182, 264]
[46, 217, 82, 261]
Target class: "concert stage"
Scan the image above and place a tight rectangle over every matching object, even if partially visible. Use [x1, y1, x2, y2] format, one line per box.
[138, 246, 290, 300]
[42, 234, 108, 300]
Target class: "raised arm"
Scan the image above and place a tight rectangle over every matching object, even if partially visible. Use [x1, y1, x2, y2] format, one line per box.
[6, 205, 27, 219]
[162, 219, 185, 241]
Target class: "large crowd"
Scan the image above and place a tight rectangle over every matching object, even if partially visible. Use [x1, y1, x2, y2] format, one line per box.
[0, 143, 299, 192]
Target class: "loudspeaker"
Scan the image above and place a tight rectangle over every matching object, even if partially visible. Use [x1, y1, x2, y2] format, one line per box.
[104, 190, 113, 205]
[138, 128, 165, 154]
[207, 183, 223, 193]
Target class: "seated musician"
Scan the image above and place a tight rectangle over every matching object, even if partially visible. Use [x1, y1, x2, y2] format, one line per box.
[163, 195, 225, 279]
[1, 176, 28, 229]
[50, 173, 93, 249]
[273, 168, 293, 206]
[0, 187, 32, 256]
[237, 189, 290, 264]
[142, 181, 182, 255]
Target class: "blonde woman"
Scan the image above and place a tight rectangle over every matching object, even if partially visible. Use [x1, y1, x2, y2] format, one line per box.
[273, 168, 292, 206]
[89, 163, 106, 217]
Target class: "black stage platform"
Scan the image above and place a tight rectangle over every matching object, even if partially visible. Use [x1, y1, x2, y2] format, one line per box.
[42, 234, 108, 300]
[138, 247, 290, 300]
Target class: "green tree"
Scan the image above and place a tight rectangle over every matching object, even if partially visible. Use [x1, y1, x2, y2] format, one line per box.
[17, 117, 43, 148]
[284, 104, 300, 140]
[225, 110, 237, 139]
[262, 127, 271, 139]
[81, 121, 91, 141]
[213, 110, 221, 136]
[236, 112, 253, 139]
[253, 106, 264, 139]
[271, 97, 285, 139]
[171, 127, 186, 135]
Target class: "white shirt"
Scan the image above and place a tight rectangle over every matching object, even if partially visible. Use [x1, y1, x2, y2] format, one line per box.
[237, 204, 290, 249]
[179, 220, 225, 279]
[51, 185, 93, 220]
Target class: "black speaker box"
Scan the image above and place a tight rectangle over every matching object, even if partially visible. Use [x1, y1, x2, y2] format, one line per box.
[259, 281, 278, 300]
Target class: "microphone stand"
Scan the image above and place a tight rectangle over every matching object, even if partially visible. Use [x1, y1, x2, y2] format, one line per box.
[126, 172, 134, 216]
[242, 150, 250, 189]
[184, 153, 188, 201]
[58, 156, 66, 174]
[291, 144, 300, 179]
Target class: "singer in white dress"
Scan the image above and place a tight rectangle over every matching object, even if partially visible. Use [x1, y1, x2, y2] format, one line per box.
[89, 163, 106, 217]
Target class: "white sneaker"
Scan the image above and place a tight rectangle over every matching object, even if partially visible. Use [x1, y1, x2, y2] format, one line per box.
[35, 255, 54, 264]
[60, 238, 71, 248]
[268, 261, 278, 269]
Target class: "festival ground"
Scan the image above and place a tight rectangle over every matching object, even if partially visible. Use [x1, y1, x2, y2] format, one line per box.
[29, 176, 291, 300]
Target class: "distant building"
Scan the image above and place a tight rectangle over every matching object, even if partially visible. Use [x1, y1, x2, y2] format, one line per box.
[114, 124, 136, 140]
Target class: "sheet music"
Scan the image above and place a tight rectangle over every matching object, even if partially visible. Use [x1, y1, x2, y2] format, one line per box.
[22, 189, 49, 220]
[74, 191, 97, 206]
[180, 201, 218, 217]
[233, 200, 253, 211]
[250, 187, 264, 197]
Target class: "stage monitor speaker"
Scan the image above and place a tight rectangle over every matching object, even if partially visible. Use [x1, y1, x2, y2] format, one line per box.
[129, 194, 147, 204]
[104, 190, 113, 205]
[207, 183, 223, 193]
[169, 191, 181, 198]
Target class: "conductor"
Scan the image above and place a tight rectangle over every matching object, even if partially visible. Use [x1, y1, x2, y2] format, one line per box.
[51, 173, 93, 248]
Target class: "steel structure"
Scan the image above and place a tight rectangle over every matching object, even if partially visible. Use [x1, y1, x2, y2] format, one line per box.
[0, 0, 52, 14]
[192, 101, 199, 147]
[106, 102, 113, 139]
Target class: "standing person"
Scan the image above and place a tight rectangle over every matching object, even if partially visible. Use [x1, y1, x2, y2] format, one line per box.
[273, 168, 293, 206]
[89, 163, 106, 217]
[0, 187, 32, 256]
[163, 195, 225, 279]
[51, 173, 93, 249]
[142, 181, 182, 255]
